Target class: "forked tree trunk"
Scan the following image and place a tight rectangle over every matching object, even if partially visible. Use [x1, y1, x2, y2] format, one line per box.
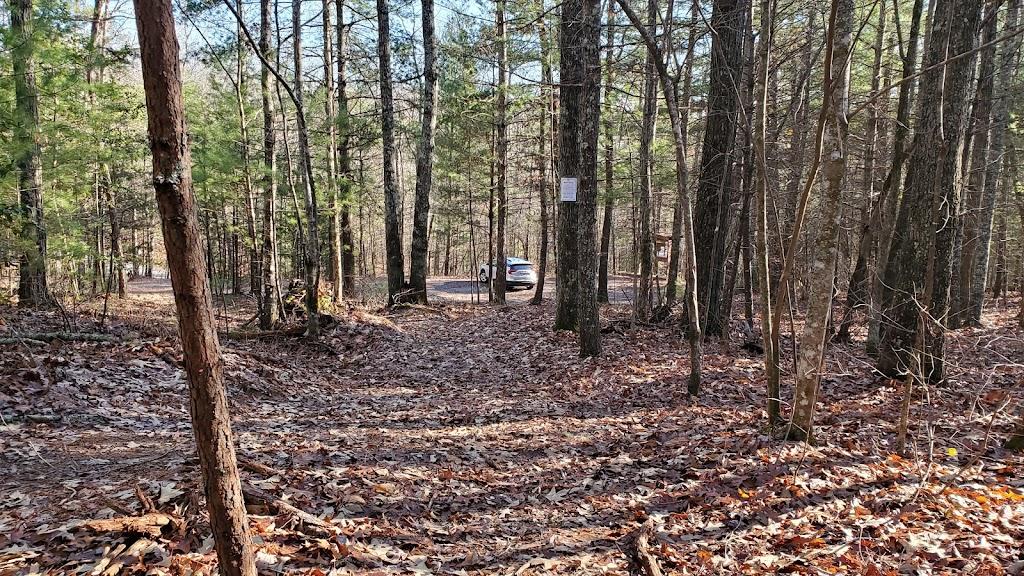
[409, 0, 438, 304]
[788, 0, 852, 442]
[867, 0, 924, 354]
[11, 0, 49, 307]
[133, 1, 255, 572]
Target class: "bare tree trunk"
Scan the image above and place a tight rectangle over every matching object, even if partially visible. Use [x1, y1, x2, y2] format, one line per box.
[378, 0, 404, 304]
[560, 0, 601, 355]
[133, 1, 255, 572]
[878, 0, 983, 384]
[954, 2, 999, 327]
[494, 0, 509, 304]
[665, 0, 696, 307]
[967, 0, 1020, 325]
[320, 0, 342, 304]
[409, 0, 437, 304]
[11, 0, 48, 307]
[532, 8, 553, 306]
[259, 0, 281, 329]
[694, 0, 744, 338]
[597, 1, 616, 304]
[867, 0, 924, 354]
[635, 0, 659, 320]
[788, 0, 852, 442]
[336, 0, 356, 298]
[753, 0, 780, 423]
[617, 0, 701, 390]
[836, 3, 885, 339]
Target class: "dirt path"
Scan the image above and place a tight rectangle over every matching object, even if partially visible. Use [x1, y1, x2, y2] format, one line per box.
[2, 280, 1022, 574]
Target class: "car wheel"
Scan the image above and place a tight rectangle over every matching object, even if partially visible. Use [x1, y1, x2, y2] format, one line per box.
[479, 271, 489, 284]
[527, 285, 535, 290]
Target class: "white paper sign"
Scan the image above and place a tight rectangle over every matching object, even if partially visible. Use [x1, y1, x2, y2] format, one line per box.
[560, 177, 578, 202]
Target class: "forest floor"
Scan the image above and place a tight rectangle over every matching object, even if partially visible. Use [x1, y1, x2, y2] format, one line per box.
[2, 278, 1023, 575]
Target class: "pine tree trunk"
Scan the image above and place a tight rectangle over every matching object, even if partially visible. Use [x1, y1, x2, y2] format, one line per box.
[788, 0, 852, 442]
[133, 1, 255, 572]
[378, 0, 404, 304]
[11, 0, 48, 307]
[409, 0, 437, 304]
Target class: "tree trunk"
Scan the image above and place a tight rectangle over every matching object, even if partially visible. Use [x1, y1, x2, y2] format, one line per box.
[617, 0, 701, 391]
[787, 0, 852, 443]
[866, 0, 924, 354]
[693, 0, 744, 337]
[954, 2, 999, 327]
[532, 8, 553, 306]
[754, 0, 779, 423]
[409, 0, 438, 304]
[560, 0, 601, 355]
[597, 1, 616, 304]
[321, 0, 342, 304]
[11, 0, 48, 307]
[336, 0, 356, 298]
[665, 0, 696, 307]
[133, 1, 255, 572]
[291, 0, 321, 336]
[378, 0, 404, 304]
[259, 0, 281, 329]
[836, 3, 886, 339]
[494, 0, 509, 304]
[635, 0, 659, 320]
[967, 0, 1020, 325]
[878, 0, 983, 384]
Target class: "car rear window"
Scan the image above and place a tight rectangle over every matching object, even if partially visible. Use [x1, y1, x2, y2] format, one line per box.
[510, 264, 533, 272]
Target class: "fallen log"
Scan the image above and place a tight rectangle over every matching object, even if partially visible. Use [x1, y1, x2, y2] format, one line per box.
[81, 512, 182, 539]
[242, 483, 338, 536]
[0, 332, 115, 345]
[626, 518, 663, 576]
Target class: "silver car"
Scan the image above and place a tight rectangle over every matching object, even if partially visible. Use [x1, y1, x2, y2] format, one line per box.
[479, 257, 538, 290]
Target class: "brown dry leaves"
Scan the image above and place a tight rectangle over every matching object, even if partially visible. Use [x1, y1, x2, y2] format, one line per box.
[1, 288, 1023, 575]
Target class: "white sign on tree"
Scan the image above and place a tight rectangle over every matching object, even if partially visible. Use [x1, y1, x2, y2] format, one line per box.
[560, 177, 578, 202]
